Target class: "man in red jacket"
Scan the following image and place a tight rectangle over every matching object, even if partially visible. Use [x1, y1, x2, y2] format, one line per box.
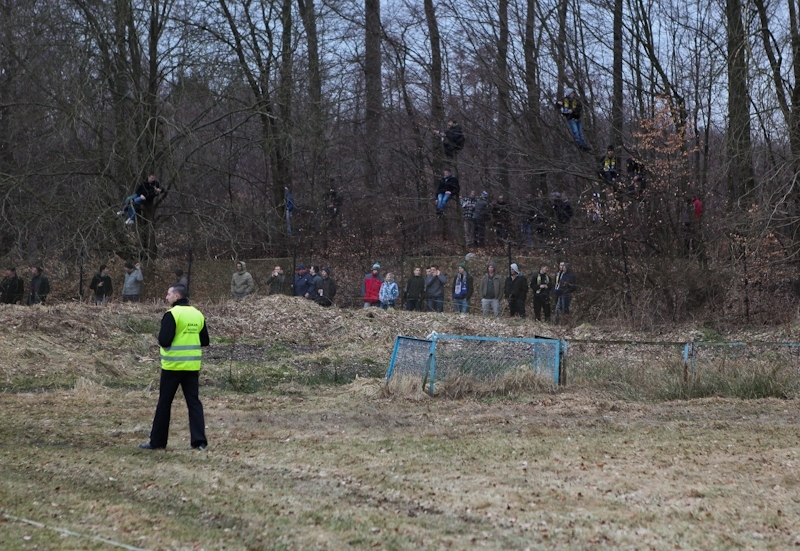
[362, 263, 383, 308]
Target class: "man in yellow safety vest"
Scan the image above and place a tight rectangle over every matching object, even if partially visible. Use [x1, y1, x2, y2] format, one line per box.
[139, 284, 209, 451]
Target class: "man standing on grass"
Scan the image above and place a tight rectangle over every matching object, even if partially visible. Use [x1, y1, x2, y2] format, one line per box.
[122, 262, 143, 302]
[140, 284, 208, 451]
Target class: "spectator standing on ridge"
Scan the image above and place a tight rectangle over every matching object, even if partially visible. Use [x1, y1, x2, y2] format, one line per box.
[404, 267, 426, 311]
[230, 261, 254, 300]
[479, 262, 504, 317]
[314, 267, 337, 307]
[174, 269, 188, 288]
[555, 88, 590, 151]
[293, 264, 313, 297]
[505, 263, 528, 318]
[425, 265, 446, 313]
[118, 174, 162, 226]
[327, 187, 342, 220]
[28, 266, 50, 305]
[122, 262, 143, 302]
[362, 263, 383, 308]
[139, 284, 208, 451]
[89, 264, 113, 305]
[379, 273, 399, 310]
[436, 119, 465, 159]
[266, 266, 286, 295]
[452, 263, 474, 313]
[531, 264, 552, 322]
[554, 262, 577, 319]
[306, 266, 323, 299]
[435, 168, 460, 216]
[461, 191, 477, 246]
[473, 191, 489, 247]
[1, 267, 25, 304]
[493, 195, 510, 242]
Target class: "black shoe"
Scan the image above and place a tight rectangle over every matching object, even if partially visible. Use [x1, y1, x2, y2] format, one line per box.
[138, 442, 164, 450]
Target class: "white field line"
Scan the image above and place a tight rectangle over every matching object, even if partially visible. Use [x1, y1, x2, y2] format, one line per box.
[2, 512, 151, 551]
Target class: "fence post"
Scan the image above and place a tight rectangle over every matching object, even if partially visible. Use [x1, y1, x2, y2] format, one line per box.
[558, 340, 567, 386]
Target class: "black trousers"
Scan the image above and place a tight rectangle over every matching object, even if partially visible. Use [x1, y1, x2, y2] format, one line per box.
[533, 295, 551, 322]
[509, 298, 526, 318]
[149, 369, 207, 448]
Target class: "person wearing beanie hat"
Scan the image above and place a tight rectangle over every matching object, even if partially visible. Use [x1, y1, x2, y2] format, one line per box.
[555, 88, 590, 151]
[89, 264, 113, 305]
[505, 262, 528, 318]
[473, 191, 490, 247]
[314, 267, 337, 307]
[452, 263, 474, 313]
[479, 262, 504, 317]
[293, 264, 313, 297]
[362, 263, 383, 307]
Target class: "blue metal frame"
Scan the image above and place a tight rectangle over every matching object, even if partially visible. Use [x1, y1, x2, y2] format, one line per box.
[386, 336, 433, 383]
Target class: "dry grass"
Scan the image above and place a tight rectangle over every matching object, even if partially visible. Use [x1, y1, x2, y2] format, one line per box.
[4, 301, 800, 549]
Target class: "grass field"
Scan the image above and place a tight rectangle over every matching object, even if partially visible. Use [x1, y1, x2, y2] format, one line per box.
[2, 300, 800, 550]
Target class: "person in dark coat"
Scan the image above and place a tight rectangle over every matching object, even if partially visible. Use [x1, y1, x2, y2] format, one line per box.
[505, 263, 528, 318]
[452, 263, 474, 313]
[554, 261, 577, 317]
[1, 267, 25, 304]
[531, 265, 552, 322]
[28, 266, 50, 305]
[314, 267, 337, 307]
[555, 88, 590, 151]
[89, 264, 113, 305]
[266, 266, 286, 295]
[436, 119, 465, 159]
[119, 174, 162, 225]
[472, 191, 489, 247]
[404, 267, 426, 311]
[435, 168, 460, 215]
[293, 264, 313, 297]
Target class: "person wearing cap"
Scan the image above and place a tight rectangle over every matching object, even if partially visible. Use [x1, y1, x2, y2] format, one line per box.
[89, 264, 113, 305]
[472, 191, 490, 247]
[479, 262, 504, 317]
[555, 88, 590, 151]
[452, 263, 474, 313]
[362, 263, 383, 307]
[231, 261, 255, 299]
[293, 264, 313, 297]
[505, 263, 528, 318]
[314, 267, 337, 307]
[122, 262, 143, 302]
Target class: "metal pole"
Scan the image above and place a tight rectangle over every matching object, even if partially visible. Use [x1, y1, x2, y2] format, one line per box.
[186, 247, 193, 296]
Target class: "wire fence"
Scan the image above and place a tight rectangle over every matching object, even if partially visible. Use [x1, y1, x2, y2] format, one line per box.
[387, 336, 800, 400]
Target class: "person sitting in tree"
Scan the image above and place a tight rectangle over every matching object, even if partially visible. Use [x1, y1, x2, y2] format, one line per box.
[435, 168, 460, 216]
[555, 89, 590, 151]
[600, 145, 618, 184]
[118, 174, 162, 225]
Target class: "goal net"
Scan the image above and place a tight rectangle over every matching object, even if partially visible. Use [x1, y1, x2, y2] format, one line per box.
[386, 334, 563, 395]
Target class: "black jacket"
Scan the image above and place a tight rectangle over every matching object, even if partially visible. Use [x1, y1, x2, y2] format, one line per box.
[436, 174, 460, 197]
[89, 272, 113, 297]
[315, 276, 337, 307]
[28, 274, 50, 305]
[404, 275, 426, 301]
[531, 272, 551, 297]
[554, 270, 577, 296]
[443, 124, 465, 155]
[135, 179, 161, 203]
[1, 274, 25, 304]
[505, 274, 528, 302]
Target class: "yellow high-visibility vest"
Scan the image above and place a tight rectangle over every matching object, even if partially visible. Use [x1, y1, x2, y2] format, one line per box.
[160, 305, 204, 371]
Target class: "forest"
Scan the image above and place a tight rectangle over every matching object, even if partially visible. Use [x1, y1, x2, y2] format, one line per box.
[1, 0, 799, 324]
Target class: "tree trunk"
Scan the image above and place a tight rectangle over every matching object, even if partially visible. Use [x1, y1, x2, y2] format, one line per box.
[612, 0, 624, 148]
[364, 0, 382, 188]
